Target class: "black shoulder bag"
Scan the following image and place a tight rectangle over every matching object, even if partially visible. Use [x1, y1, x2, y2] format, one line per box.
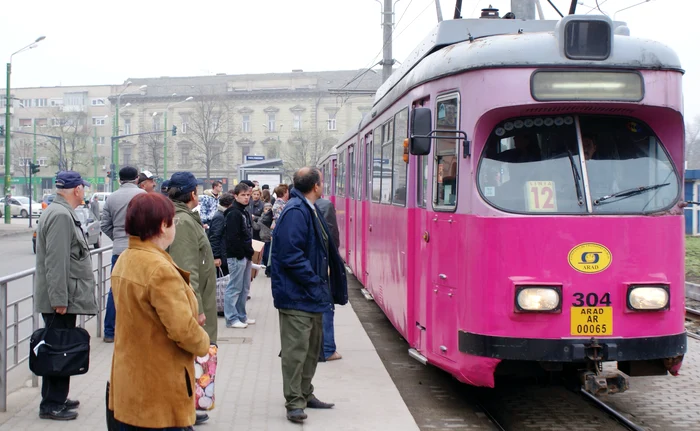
[29, 314, 90, 377]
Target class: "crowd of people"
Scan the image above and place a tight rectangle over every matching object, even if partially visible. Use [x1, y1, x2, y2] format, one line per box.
[33, 166, 348, 429]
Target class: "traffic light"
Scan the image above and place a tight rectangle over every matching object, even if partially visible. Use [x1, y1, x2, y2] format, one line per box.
[30, 163, 40, 175]
[0, 125, 4, 136]
[172, 125, 177, 136]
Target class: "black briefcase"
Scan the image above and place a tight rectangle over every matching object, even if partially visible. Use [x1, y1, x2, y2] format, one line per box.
[29, 319, 90, 377]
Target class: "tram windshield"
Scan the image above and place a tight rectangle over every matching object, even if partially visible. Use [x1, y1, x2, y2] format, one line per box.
[477, 115, 679, 214]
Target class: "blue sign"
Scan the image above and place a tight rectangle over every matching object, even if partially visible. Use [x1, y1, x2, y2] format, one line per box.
[246, 155, 265, 161]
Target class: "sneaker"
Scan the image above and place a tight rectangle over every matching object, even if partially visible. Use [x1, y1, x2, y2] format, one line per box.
[226, 321, 248, 329]
[103, 337, 114, 343]
[244, 318, 256, 325]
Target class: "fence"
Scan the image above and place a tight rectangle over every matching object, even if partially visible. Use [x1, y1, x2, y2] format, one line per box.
[0, 245, 113, 412]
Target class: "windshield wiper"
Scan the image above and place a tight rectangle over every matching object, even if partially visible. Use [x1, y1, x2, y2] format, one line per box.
[566, 149, 584, 206]
[593, 183, 670, 206]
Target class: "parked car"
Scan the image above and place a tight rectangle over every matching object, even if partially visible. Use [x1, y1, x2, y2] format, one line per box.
[13, 196, 42, 218]
[0, 198, 24, 218]
[32, 207, 102, 254]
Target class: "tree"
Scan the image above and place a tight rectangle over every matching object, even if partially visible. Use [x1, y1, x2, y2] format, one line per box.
[686, 115, 700, 169]
[12, 138, 33, 180]
[44, 108, 92, 171]
[137, 133, 163, 179]
[188, 91, 233, 182]
[282, 128, 337, 179]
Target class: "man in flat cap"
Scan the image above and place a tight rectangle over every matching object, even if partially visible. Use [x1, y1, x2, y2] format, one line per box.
[100, 166, 146, 343]
[35, 171, 98, 421]
[137, 170, 157, 193]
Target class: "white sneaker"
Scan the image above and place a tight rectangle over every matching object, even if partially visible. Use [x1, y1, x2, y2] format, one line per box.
[230, 321, 248, 329]
[244, 319, 256, 325]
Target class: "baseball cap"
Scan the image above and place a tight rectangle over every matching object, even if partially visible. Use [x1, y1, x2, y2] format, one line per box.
[138, 170, 155, 184]
[119, 166, 139, 182]
[169, 172, 198, 195]
[55, 171, 90, 189]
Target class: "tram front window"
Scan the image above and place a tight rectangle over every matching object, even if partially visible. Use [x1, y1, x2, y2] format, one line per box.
[477, 115, 679, 215]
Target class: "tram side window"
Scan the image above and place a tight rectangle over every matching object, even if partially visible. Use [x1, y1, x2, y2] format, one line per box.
[417, 155, 428, 208]
[380, 121, 393, 204]
[365, 138, 372, 201]
[336, 152, 345, 197]
[350, 147, 356, 199]
[392, 108, 409, 206]
[372, 126, 382, 202]
[322, 164, 330, 196]
[433, 96, 459, 209]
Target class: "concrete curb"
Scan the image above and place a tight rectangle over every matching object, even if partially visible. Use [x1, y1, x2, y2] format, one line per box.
[0, 229, 34, 239]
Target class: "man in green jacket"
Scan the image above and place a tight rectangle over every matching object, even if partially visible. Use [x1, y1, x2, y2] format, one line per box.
[34, 171, 98, 421]
[166, 172, 218, 344]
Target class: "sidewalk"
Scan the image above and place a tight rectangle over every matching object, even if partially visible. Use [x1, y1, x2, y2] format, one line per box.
[0, 223, 34, 238]
[0, 275, 420, 430]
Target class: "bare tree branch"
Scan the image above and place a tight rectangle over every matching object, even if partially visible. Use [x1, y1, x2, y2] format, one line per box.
[137, 133, 163, 179]
[282, 128, 337, 179]
[187, 89, 233, 182]
[43, 107, 92, 171]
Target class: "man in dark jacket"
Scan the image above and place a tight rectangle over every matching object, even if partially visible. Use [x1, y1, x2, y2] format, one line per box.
[223, 183, 255, 329]
[315, 197, 342, 362]
[207, 192, 234, 276]
[271, 167, 348, 424]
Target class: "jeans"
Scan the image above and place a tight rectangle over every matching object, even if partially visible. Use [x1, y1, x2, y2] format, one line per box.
[320, 308, 336, 360]
[224, 257, 251, 325]
[40, 313, 77, 412]
[104, 254, 119, 339]
[262, 241, 271, 275]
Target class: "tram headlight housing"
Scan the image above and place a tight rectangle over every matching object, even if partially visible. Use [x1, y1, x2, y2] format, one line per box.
[627, 285, 670, 311]
[515, 286, 562, 312]
[531, 71, 644, 102]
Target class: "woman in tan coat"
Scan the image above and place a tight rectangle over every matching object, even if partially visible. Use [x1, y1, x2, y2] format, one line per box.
[109, 193, 210, 430]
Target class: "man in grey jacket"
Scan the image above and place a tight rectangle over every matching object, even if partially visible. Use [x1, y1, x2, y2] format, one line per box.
[100, 166, 145, 342]
[35, 171, 98, 421]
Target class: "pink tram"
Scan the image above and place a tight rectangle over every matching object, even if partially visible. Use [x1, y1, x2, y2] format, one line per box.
[321, 13, 687, 395]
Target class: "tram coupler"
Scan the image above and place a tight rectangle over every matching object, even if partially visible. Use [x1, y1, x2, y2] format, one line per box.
[580, 369, 630, 395]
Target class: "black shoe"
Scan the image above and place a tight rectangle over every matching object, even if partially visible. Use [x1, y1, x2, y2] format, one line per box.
[103, 337, 114, 343]
[286, 408, 307, 423]
[306, 397, 335, 409]
[195, 412, 209, 425]
[39, 406, 78, 421]
[64, 399, 80, 409]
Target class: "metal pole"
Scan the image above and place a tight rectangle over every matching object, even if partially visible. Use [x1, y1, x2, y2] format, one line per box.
[4, 62, 12, 224]
[93, 127, 97, 187]
[32, 119, 37, 202]
[381, 0, 394, 83]
[28, 162, 32, 228]
[97, 251, 103, 338]
[114, 102, 120, 190]
[31, 273, 38, 388]
[163, 110, 168, 179]
[0, 281, 8, 412]
[435, 0, 443, 22]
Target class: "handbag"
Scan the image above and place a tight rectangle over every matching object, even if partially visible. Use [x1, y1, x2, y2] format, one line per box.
[29, 314, 90, 377]
[216, 268, 230, 314]
[195, 345, 218, 411]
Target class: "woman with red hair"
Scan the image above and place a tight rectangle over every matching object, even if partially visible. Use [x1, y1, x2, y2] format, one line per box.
[109, 193, 210, 430]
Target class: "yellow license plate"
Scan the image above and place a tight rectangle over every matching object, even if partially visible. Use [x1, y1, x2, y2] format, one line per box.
[570, 307, 613, 336]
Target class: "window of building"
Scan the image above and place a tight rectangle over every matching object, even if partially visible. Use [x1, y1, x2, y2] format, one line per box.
[35, 98, 47, 107]
[51, 118, 61, 127]
[124, 119, 131, 135]
[293, 113, 302, 131]
[181, 148, 190, 166]
[327, 113, 337, 131]
[123, 148, 132, 166]
[38, 157, 48, 167]
[64, 92, 85, 106]
[19, 119, 32, 127]
[18, 157, 31, 167]
[266, 144, 278, 159]
[181, 114, 189, 134]
[242, 115, 251, 133]
[50, 98, 63, 107]
[92, 117, 105, 126]
[91, 98, 106, 106]
[152, 116, 160, 131]
[36, 118, 47, 127]
[242, 145, 251, 161]
[433, 94, 460, 209]
[267, 114, 276, 131]
[392, 108, 409, 206]
[98, 136, 106, 145]
[20, 99, 32, 108]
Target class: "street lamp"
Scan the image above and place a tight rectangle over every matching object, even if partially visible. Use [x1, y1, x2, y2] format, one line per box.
[153, 95, 193, 179]
[111, 85, 145, 191]
[5, 35, 46, 224]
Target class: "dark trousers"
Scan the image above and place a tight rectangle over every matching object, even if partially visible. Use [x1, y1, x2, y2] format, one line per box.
[279, 310, 322, 410]
[40, 313, 77, 411]
[319, 308, 336, 360]
[104, 254, 119, 338]
[117, 423, 192, 431]
[262, 241, 271, 275]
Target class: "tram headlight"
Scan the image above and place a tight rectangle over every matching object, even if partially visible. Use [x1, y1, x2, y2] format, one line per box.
[515, 286, 561, 312]
[627, 285, 669, 310]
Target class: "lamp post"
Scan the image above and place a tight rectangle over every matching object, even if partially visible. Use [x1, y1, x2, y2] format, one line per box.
[154, 95, 192, 179]
[112, 83, 145, 178]
[5, 36, 45, 224]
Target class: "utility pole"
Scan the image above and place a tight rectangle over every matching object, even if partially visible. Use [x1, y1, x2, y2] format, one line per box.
[33, 119, 37, 201]
[93, 127, 98, 189]
[454, 0, 463, 19]
[511, 0, 536, 19]
[381, 0, 395, 83]
[435, 0, 443, 22]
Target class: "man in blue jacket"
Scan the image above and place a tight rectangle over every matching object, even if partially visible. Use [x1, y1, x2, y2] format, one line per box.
[271, 167, 348, 424]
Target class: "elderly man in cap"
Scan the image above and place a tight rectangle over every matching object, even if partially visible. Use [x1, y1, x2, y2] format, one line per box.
[137, 170, 157, 193]
[35, 171, 98, 421]
[100, 166, 146, 343]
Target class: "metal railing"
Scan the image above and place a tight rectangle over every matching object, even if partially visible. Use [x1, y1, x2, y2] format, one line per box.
[0, 245, 113, 412]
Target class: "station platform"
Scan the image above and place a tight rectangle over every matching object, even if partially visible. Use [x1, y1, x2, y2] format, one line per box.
[0, 275, 420, 430]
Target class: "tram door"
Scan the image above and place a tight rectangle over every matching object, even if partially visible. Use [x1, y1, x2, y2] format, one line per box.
[347, 144, 356, 268]
[361, 133, 373, 287]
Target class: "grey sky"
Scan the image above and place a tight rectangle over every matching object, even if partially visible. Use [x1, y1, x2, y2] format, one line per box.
[2, 0, 698, 119]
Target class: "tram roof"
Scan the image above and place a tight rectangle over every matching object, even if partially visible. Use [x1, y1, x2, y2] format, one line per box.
[367, 16, 682, 127]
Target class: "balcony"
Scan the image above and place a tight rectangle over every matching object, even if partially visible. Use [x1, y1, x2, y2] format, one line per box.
[62, 105, 86, 113]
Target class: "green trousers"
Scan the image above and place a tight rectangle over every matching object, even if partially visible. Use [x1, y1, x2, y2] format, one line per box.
[279, 309, 323, 410]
